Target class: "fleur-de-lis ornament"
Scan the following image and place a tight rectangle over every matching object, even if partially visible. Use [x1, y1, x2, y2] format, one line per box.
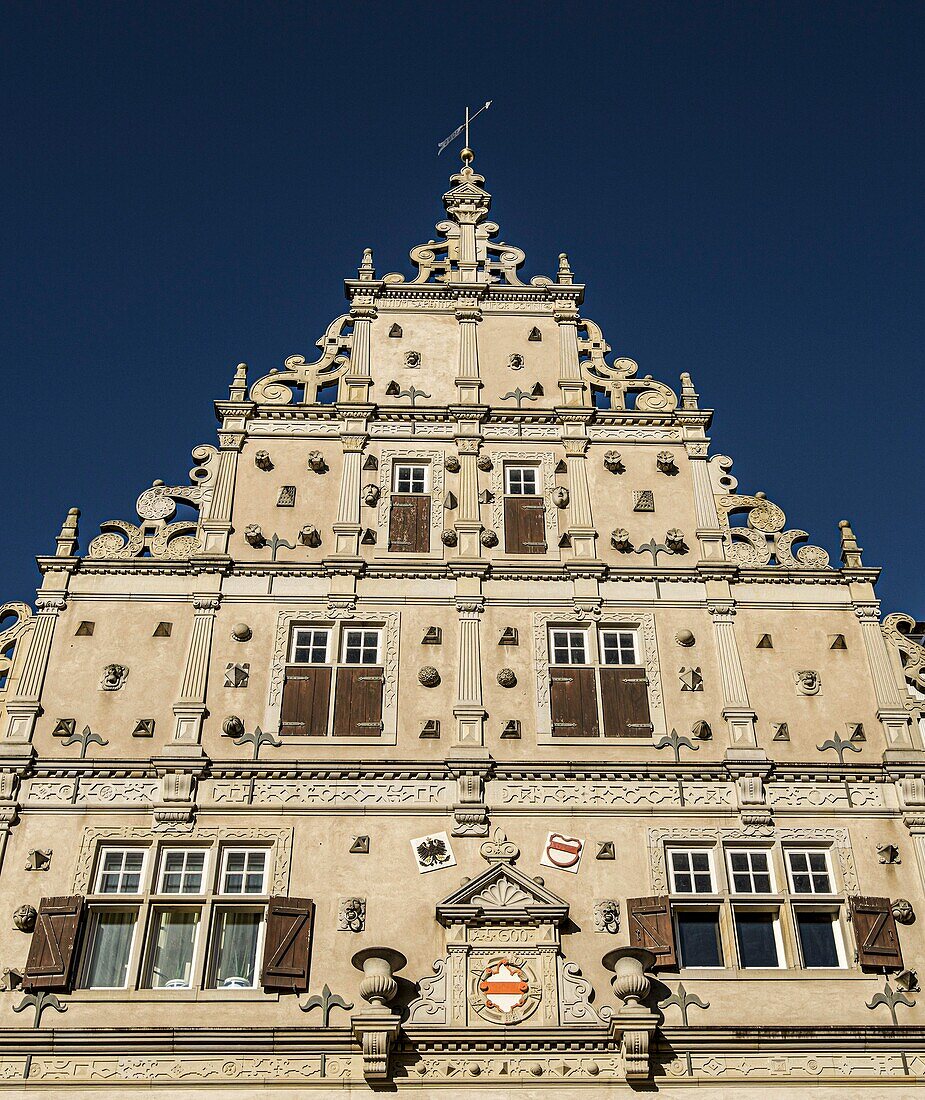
[12, 990, 67, 1028]
[267, 533, 296, 562]
[500, 387, 538, 409]
[233, 725, 281, 762]
[300, 983, 354, 1026]
[634, 538, 679, 566]
[398, 386, 431, 407]
[866, 977, 914, 1027]
[659, 983, 710, 1026]
[62, 725, 109, 760]
[817, 731, 863, 765]
[654, 728, 699, 763]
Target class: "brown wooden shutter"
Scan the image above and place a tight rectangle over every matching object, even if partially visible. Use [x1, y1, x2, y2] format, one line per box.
[333, 666, 384, 737]
[388, 494, 430, 552]
[549, 666, 599, 737]
[261, 896, 314, 992]
[504, 496, 546, 554]
[627, 895, 677, 969]
[600, 667, 653, 738]
[850, 896, 903, 970]
[23, 896, 85, 991]
[280, 665, 331, 737]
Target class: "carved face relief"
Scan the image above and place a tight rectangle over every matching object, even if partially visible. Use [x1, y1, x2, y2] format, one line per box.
[892, 898, 915, 925]
[100, 664, 128, 691]
[551, 487, 570, 509]
[361, 483, 380, 506]
[794, 670, 821, 696]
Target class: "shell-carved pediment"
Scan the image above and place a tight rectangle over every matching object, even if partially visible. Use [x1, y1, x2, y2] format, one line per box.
[436, 863, 569, 926]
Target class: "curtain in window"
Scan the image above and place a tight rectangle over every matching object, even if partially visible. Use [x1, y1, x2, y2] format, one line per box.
[213, 910, 261, 987]
[85, 911, 135, 988]
[149, 910, 198, 988]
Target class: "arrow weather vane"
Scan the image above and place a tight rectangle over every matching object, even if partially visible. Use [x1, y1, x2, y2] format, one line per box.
[437, 101, 492, 158]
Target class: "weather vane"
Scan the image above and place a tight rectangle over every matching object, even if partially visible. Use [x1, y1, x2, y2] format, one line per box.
[437, 101, 493, 162]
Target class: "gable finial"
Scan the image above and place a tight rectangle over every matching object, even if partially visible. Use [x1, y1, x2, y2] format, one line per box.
[358, 248, 375, 280]
[479, 828, 520, 866]
[229, 362, 248, 402]
[55, 508, 80, 557]
[839, 519, 864, 569]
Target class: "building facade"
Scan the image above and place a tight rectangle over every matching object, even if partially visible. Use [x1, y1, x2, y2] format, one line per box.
[0, 153, 924, 1096]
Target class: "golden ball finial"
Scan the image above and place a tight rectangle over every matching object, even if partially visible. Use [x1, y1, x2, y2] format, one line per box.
[460, 146, 474, 165]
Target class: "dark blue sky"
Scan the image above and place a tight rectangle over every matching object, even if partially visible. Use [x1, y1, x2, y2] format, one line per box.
[2, 2, 922, 611]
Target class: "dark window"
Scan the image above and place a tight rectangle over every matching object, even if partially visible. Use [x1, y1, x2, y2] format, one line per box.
[795, 911, 840, 968]
[676, 911, 723, 967]
[669, 850, 714, 894]
[734, 911, 780, 968]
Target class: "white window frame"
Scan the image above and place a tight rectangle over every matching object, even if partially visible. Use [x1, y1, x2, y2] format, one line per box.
[393, 462, 428, 494]
[549, 627, 589, 666]
[668, 847, 717, 895]
[731, 905, 786, 969]
[80, 906, 139, 990]
[791, 905, 847, 969]
[289, 627, 331, 665]
[341, 627, 382, 666]
[156, 848, 209, 896]
[599, 627, 640, 666]
[504, 465, 540, 496]
[784, 848, 835, 895]
[218, 848, 270, 896]
[94, 847, 147, 895]
[726, 848, 776, 895]
[142, 905, 203, 990]
[672, 904, 726, 970]
[206, 906, 267, 990]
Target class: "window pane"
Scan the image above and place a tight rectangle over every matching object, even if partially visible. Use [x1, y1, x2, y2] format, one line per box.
[735, 912, 780, 967]
[160, 850, 205, 894]
[97, 849, 144, 894]
[292, 629, 328, 664]
[670, 850, 713, 894]
[148, 911, 198, 988]
[796, 912, 840, 967]
[212, 910, 262, 988]
[787, 850, 832, 894]
[676, 912, 723, 967]
[395, 465, 426, 493]
[601, 630, 637, 665]
[84, 911, 135, 988]
[222, 850, 267, 895]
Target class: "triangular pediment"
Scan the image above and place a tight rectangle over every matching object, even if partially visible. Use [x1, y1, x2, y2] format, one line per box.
[435, 862, 569, 926]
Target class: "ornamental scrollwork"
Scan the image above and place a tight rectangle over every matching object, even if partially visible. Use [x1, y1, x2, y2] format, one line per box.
[249, 314, 353, 406]
[576, 318, 679, 412]
[716, 488, 830, 569]
[380, 164, 551, 288]
[87, 446, 217, 560]
[882, 612, 925, 696]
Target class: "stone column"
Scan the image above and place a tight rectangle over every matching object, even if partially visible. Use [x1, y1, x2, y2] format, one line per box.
[686, 440, 727, 563]
[856, 604, 914, 751]
[453, 598, 486, 747]
[1, 595, 65, 752]
[709, 602, 759, 751]
[453, 433, 484, 560]
[554, 301, 585, 408]
[455, 298, 483, 406]
[168, 595, 220, 756]
[341, 257, 378, 403]
[562, 429, 598, 562]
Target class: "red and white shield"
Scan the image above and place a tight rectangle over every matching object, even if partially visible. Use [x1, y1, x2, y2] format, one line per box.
[478, 959, 529, 1014]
